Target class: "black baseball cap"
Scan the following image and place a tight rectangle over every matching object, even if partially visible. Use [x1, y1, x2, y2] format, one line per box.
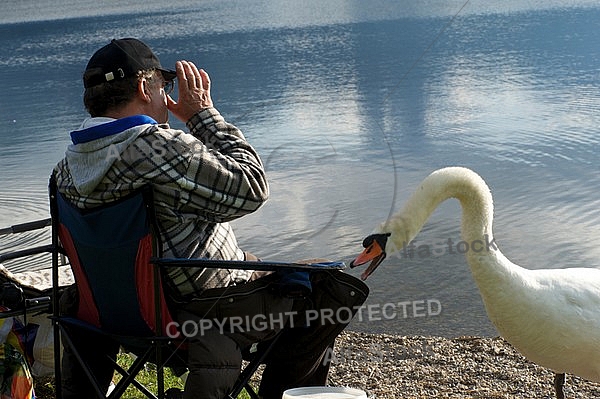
[83, 38, 176, 89]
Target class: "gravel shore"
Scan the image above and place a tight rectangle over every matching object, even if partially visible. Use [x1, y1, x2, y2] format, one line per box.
[324, 331, 600, 398]
[35, 330, 600, 398]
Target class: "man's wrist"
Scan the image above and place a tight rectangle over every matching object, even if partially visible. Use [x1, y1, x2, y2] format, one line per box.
[186, 107, 220, 133]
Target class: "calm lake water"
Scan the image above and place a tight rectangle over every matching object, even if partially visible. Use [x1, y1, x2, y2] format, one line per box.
[1, 0, 600, 337]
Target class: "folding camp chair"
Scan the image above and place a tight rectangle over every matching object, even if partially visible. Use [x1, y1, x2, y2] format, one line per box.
[0, 218, 56, 395]
[0, 218, 53, 316]
[49, 175, 345, 399]
[0, 217, 57, 314]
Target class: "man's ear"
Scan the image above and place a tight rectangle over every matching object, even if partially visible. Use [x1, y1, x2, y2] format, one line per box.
[138, 78, 152, 103]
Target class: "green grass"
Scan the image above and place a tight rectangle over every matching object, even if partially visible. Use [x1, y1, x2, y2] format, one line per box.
[116, 352, 184, 398]
[33, 352, 252, 399]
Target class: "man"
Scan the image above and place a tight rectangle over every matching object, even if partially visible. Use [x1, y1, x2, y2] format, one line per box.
[54, 38, 368, 399]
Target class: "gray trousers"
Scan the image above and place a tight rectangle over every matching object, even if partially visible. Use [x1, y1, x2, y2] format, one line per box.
[60, 270, 369, 399]
[178, 270, 369, 399]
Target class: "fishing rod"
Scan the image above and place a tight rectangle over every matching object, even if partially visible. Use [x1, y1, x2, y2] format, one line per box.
[379, 0, 472, 222]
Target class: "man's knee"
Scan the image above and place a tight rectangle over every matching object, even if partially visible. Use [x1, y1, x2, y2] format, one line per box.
[312, 271, 369, 311]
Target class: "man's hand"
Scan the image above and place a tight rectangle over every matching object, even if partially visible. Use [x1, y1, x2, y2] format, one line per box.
[167, 60, 214, 123]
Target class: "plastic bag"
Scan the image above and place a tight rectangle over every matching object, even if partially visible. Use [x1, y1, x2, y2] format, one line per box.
[0, 315, 39, 399]
[0, 342, 35, 399]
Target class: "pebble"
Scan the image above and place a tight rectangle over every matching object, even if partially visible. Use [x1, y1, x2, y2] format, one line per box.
[324, 331, 600, 398]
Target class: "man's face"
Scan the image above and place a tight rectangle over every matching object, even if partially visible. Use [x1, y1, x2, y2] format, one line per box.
[145, 72, 171, 123]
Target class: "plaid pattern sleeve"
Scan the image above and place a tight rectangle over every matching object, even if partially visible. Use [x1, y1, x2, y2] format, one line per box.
[54, 108, 269, 299]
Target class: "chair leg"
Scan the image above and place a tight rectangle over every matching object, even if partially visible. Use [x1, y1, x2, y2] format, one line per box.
[53, 320, 63, 399]
[244, 383, 261, 399]
[58, 325, 109, 399]
[156, 340, 165, 399]
[227, 331, 283, 399]
[554, 373, 566, 399]
[60, 323, 167, 399]
[110, 352, 157, 399]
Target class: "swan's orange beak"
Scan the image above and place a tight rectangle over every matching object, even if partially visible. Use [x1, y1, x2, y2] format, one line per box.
[349, 233, 390, 280]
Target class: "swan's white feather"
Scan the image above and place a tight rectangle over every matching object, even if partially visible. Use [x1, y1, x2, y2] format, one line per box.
[373, 167, 600, 382]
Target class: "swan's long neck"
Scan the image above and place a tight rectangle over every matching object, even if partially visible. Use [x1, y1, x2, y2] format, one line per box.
[384, 167, 494, 249]
[381, 167, 523, 289]
[380, 168, 600, 382]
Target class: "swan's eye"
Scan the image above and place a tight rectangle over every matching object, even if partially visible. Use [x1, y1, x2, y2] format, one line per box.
[362, 233, 391, 249]
[362, 235, 375, 248]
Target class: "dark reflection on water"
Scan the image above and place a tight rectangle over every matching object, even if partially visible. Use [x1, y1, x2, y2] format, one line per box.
[1, 2, 599, 337]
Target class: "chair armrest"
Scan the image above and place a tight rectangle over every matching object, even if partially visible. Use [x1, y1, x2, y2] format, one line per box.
[0, 245, 55, 263]
[0, 218, 54, 263]
[0, 302, 51, 318]
[151, 258, 345, 272]
[0, 218, 51, 236]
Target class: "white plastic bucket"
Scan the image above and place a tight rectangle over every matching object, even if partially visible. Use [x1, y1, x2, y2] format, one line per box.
[282, 386, 367, 398]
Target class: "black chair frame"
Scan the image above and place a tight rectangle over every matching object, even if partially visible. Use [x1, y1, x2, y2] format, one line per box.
[48, 176, 345, 399]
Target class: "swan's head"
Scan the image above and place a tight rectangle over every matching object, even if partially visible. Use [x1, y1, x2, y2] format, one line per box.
[349, 233, 391, 280]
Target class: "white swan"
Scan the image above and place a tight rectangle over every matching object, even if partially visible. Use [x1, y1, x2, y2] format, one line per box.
[350, 166, 600, 398]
